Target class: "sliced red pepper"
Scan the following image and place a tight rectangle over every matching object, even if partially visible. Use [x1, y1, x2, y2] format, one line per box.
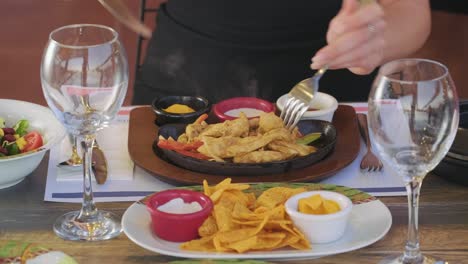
[173, 149, 211, 160]
[194, 113, 209, 124]
[157, 138, 209, 160]
[157, 139, 204, 151]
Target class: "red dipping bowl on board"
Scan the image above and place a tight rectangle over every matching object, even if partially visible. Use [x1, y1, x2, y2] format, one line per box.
[213, 97, 276, 121]
[146, 189, 213, 242]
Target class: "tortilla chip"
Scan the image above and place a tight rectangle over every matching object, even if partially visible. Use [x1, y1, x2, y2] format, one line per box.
[257, 187, 307, 209]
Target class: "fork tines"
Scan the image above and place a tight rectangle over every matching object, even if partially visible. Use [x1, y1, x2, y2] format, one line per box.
[280, 97, 309, 130]
[280, 67, 327, 130]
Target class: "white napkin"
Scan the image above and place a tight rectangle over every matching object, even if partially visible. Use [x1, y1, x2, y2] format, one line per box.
[55, 114, 134, 182]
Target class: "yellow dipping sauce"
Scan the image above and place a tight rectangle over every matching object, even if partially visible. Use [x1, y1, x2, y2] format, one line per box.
[164, 104, 195, 114]
[298, 194, 341, 215]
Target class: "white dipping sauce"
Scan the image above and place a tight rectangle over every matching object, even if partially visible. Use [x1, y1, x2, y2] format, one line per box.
[225, 108, 265, 118]
[157, 198, 202, 214]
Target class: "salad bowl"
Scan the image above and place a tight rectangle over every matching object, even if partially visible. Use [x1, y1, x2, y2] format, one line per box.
[0, 99, 66, 189]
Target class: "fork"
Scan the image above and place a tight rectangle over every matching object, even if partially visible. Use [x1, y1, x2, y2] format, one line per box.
[280, 66, 328, 129]
[357, 113, 383, 171]
[58, 134, 82, 167]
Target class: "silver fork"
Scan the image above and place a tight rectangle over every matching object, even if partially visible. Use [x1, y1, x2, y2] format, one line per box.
[357, 113, 383, 171]
[280, 66, 328, 129]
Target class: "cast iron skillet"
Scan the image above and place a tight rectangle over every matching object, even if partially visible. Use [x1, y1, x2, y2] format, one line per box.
[153, 120, 337, 176]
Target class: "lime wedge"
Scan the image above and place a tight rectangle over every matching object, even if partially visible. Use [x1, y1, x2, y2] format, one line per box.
[296, 132, 321, 145]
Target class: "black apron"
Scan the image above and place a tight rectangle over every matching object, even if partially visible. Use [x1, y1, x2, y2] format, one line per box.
[133, 0, 376, 105]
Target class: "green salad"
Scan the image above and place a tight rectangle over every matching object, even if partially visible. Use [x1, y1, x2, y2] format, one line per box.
[0, 118, 44, 157]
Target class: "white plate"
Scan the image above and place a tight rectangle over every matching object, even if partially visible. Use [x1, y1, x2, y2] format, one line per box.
[122, 187, 392, 260]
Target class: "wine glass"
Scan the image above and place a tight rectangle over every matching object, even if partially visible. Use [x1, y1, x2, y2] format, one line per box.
[40, 24, 128, 241]
[367, 58, 459, 263]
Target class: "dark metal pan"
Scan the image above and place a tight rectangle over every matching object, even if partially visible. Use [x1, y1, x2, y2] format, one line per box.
[153, 120, 337, 176]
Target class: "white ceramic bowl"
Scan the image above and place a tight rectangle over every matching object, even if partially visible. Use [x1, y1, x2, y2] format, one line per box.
[285, 190, 353, 244]
[0, 99, 66, 189]
[276, 92, 338, 122]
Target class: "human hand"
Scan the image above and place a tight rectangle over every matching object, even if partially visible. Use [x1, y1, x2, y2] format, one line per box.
[98, 0, 152, 39]
[135, 23, 152, 39]
[311, 0, 386, 75]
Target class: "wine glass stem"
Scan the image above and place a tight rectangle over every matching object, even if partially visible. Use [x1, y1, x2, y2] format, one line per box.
[403, 177, 423, 261]
[77, 135, 98, 221]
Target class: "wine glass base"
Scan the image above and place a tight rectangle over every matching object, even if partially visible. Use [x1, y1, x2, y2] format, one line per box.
[379, 254, 447, 264]
[53, 210, 122, 241]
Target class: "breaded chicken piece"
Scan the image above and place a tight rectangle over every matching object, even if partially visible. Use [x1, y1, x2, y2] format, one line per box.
[268, 140, 317, 156]
[233, 150, 287, 163]
[258, 112, 284, 134]
[198, 127, 292, 159]
[184, 122, 208, 142]
[199, 112, 249, 138]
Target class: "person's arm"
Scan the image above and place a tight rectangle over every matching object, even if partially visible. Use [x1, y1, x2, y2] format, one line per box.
[311, 0, 431, 75]
[98, 0, 152, 39]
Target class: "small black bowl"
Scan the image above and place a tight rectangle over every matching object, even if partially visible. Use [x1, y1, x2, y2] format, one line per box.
[152, 96, 210, 126]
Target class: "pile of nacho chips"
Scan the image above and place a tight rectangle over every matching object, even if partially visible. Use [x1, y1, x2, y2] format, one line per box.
[180, 179, 310, 253]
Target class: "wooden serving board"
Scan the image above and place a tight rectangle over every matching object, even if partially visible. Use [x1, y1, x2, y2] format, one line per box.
[128, 105, 360, 185]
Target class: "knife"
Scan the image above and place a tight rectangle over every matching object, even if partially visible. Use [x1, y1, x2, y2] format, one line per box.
[91, 140, 108, 184]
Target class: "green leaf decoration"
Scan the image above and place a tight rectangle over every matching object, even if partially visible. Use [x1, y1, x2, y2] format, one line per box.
[171, 182, 375, 205]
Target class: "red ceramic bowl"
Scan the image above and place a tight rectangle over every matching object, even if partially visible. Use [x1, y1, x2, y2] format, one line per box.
[146, 189, 213, 242]
[213, 97, 275, 121]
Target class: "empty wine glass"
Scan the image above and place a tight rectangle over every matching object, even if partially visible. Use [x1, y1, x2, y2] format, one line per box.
[40, 24, 128, 241]
[367, 58, 459, 263]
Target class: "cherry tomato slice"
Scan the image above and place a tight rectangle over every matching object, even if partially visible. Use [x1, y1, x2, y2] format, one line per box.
[23, 131, 44, 152]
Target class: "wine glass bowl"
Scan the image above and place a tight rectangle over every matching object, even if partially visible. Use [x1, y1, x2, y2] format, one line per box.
[41, 24, 128, 136]
[367, 58, 459, 263]
[40, 24, 128, 241]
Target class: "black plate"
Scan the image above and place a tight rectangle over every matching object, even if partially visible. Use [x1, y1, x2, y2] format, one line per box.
[153, 120, 337, 176]
[449, 100, 468, 157]
[433, 154, 468, 186]
[433, 100, 468, 185]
